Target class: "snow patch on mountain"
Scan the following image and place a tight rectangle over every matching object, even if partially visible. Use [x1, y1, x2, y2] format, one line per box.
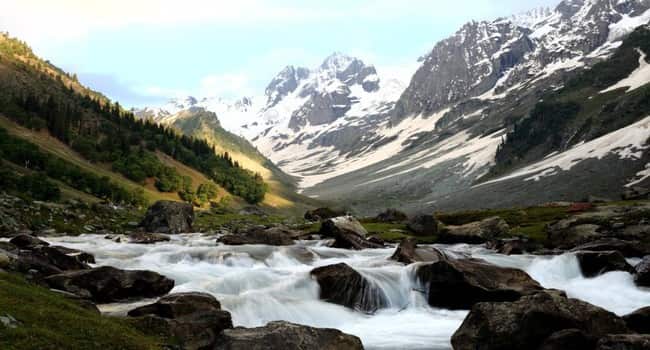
[601, 48, 650, 93]
[482, 115, 650, 185]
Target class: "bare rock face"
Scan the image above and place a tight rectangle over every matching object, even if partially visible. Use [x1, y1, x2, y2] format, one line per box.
[214, 321, 364, 350]
[575, 250, 634, 277]
[596, 334, 650, 350]
[310, 263, 387, 314]
[139, 200, 194, 234]
[451, 290, 629, 350]
[128, 292, 233, 350]
[320, 216, 383, 250]
[416, 258, 542, 309]
[45, 266, 174, 302]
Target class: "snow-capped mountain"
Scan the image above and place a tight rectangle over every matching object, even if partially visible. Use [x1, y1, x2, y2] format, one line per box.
[138, 0, 650, 214]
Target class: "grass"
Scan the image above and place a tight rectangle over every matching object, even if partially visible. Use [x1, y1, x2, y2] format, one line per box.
[0, 272, 163, 350]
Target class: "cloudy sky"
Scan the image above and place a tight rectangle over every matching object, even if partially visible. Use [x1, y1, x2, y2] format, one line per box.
[1, 0, 558, 107]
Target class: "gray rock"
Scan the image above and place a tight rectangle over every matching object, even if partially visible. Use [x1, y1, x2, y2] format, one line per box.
[320, 216, 383, 250]
[635, 256, 650, 287]
[451, 291, 629, 350]
[416, 258, 542, 309]
[140, 201, 194, 234]
[45, 266, 174, 302]
[623, 306, 650, 334]
[440, 216, 509, 244]
[128, 232, 171, 244]
[390, 238, 447, 264]
[310, 263, 387, 313]
[407, 214, 439, 237]
[575, 250, 634, 277]
[596, 334, 650, 350]
[129, 292, 233, 350]
[214, 321, 364, 350]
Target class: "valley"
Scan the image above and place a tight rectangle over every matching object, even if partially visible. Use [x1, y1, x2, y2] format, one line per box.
[2, 0, 650, 349]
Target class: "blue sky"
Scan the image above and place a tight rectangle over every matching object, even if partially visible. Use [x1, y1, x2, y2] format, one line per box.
[1, 0, 559, 107]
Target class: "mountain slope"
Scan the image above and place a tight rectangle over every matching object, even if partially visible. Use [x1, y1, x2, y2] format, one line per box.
[0, 33, 266, 207]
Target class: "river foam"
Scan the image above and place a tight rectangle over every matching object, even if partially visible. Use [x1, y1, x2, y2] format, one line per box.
[47, 234, 650, 350]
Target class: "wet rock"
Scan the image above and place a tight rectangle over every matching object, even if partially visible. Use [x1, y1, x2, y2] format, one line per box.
[214, 321, 364, 350]
[129, 292, 233, 350]
[45, 266, 174, 302]
[440, 217, 509, 244]
[596, 334, 650, 349]
[320, 216, 383, 250]
[539, 329, 596, 350]
[375, 209, 408, 223]
[390, 238, 447, 264]
[50, 289, 100, 314]
[14, 246, 90, 277]
[486, 238, 529, 255]
[49, 246, 96, 264]
[547, 218, 604, 248]
[575, 251, 634, 277]
[304, 207, 346, 222]
[571, 239, 650, 258]
[451, 290, 629, 350]
[218, 226, 300, 246]
[407, 214, 439, 236]
[635, 256, 650, 287]
[9, 234, 49, 249]
[139, 200, 194, 234]
[623, 306, 650, 334]
[416, 258, 542, 309]
[310, 263, 387, 313]
[128, 232, 171, 244]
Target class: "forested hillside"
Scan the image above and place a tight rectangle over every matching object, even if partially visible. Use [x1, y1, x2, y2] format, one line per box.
[0, 33, 267, 205]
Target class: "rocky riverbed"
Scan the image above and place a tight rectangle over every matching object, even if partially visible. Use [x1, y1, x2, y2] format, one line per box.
[36, 232, 650, 349]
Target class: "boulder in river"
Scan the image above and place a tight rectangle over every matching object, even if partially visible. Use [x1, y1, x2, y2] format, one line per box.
[304, 207, 346, 222]
[623, 306, 650, 334]
[390, 238, 447, 264]
[486, 238, 530, 255]
[439, 217, 509, 244]
[416, 258, 542, 309]
[218, 225, 301, 246]
[575, 250, 634, 277]
[45, 266, 174, 302]
[128, 232, 171, 244]
[139, 200, 194, 234]
[571, 239, 650, 258]
[451, 290, 629, 350]
[128, 292, 233, 350]
[14, 246, 91, 277]
[320, 216, 383, 250]
[214, 321, 364, 350]
[406, 214, 439, 236]
[596, 334, 650, 349]
[635, 256, 650, 287]
[538, 329, 596, 350]
[9, 234, 49, 248]
[310, 263, 387, 313]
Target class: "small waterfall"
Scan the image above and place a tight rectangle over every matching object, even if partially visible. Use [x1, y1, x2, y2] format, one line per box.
[45, 234, 650, 349]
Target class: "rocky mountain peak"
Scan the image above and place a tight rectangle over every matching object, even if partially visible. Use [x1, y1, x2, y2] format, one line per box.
[264, 65, 310, 108]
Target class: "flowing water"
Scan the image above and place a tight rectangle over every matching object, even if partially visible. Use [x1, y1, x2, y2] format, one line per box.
[46, 234, 650, 350]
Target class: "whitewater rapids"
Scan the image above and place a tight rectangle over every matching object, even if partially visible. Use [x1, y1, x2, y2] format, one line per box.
[47, 234, 650, 350]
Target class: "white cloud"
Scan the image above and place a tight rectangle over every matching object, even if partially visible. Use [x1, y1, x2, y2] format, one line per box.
[0, 0, 343, 45]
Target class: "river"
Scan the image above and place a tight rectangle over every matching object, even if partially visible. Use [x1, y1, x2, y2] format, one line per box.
[46, 234, 650, 350]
